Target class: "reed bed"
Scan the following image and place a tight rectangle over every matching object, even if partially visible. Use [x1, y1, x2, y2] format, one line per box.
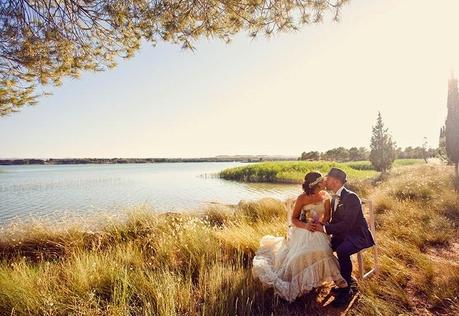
[219, 159, 423, 183]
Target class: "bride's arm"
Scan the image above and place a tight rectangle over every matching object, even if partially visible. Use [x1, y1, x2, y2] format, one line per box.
[322, 199, 332, 224]
[291, 195, 313, 230]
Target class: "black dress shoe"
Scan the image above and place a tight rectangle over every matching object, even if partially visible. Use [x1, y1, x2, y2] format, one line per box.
[332, 277, 358, 291]
[331, 283, 356, 294]
[331, 288, 353, 308]
[330, 286, 340, 293]
[330, 286, 347, 294]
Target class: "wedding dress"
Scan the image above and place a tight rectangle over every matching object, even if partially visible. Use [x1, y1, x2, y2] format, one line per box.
[252, 200, 347, 302]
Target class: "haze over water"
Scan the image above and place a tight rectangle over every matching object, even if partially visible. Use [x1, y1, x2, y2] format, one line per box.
[0, 162, 298, 225]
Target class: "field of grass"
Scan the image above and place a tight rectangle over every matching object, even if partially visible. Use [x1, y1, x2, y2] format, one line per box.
[219, 159, 424, 184]
[353, 165, 459, 315]
[0, 164, 457, 315]
[346, 159, 424, 171]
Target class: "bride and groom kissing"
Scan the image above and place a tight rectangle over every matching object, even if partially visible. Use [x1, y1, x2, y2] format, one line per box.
[252, 168, 375, 307]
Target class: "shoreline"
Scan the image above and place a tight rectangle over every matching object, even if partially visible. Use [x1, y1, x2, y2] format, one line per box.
[0, 156, 297, 166]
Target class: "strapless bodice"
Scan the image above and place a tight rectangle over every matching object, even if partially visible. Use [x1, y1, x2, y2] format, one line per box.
[300, 202, 325, 223]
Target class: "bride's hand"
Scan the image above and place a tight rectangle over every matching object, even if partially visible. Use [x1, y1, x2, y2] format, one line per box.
[304, 222, 315, 232]
[312, 223, 325, 233]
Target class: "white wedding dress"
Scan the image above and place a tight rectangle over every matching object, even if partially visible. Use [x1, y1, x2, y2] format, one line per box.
[252, 200, 347, 302]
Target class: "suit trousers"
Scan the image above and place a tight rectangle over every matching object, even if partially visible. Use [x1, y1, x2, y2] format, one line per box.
[332, 238, 360, 286]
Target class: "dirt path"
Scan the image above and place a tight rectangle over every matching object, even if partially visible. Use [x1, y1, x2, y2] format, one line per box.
[426, 241, 459, 266]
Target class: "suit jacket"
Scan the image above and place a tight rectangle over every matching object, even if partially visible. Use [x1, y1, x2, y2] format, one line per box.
[325, 187, 375, 251]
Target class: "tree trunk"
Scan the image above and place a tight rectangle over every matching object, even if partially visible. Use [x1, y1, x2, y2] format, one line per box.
[455, 161, 459, 192]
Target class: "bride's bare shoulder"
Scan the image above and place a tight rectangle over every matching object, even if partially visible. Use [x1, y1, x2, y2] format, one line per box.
[319, 190, 331, 200]
[296, 192, 306, 200]
[296, 192, 312, 203]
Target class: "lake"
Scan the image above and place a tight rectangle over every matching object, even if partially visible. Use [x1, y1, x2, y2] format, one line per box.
[0, 162, 299, 225]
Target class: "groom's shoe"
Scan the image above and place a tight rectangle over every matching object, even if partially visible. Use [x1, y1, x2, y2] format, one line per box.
[331, 278, 358, 294]
[331, 288, 353, 308]
[330, 286, 341, 294]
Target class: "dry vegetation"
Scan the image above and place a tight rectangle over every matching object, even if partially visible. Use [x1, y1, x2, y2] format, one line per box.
[352, 165, 459, 315]
[0, 164, 457, 315]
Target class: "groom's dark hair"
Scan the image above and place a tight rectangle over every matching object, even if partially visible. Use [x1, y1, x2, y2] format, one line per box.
[327, 167, 347, 184]
[302, 172, 323, 195]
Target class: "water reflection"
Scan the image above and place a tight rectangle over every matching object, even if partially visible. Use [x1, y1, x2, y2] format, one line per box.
[0, 162, 299, 225]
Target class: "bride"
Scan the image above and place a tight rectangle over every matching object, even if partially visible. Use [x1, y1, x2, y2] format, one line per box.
[252, 172, 348, 302]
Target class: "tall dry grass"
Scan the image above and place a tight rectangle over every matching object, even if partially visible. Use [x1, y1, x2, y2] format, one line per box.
[352, 165, 459, 315]
[0, 164, 457, 315]
[0, 198, 293, 316]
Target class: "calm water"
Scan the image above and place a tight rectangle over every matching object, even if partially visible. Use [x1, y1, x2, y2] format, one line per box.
[0, 162, 298, 225]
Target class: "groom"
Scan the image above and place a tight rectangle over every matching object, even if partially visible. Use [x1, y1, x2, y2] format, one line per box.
[312, 168, 375, 307]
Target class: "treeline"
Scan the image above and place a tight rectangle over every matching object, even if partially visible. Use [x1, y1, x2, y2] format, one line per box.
[300, 146, 437, 162]
[396, 147, 437, 160]
[0, 158, 232, 165]
[300, 147, 368, 162]
[0, 156, 295, 165]
[0, 159, 46, 165]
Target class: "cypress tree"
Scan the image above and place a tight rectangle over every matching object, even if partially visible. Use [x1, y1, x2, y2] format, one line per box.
[370, 112, 396, 173]
[445, 76, 459, 190]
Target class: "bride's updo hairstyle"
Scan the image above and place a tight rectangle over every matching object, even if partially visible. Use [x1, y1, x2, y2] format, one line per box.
[302, 172, 323, 195]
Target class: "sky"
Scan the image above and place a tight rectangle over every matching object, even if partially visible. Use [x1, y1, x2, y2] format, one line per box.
[1, 0, 459, 158]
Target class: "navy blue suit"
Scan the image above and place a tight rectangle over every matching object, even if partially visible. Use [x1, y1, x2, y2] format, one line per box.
[324, 187, 375, 285]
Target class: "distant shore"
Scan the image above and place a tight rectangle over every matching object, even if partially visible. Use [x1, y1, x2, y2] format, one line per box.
[0, 156, 297, 166]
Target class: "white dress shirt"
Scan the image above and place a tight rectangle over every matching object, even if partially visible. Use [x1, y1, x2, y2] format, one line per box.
[324, 185, 345, 234]
[333, 185, 345, 212]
